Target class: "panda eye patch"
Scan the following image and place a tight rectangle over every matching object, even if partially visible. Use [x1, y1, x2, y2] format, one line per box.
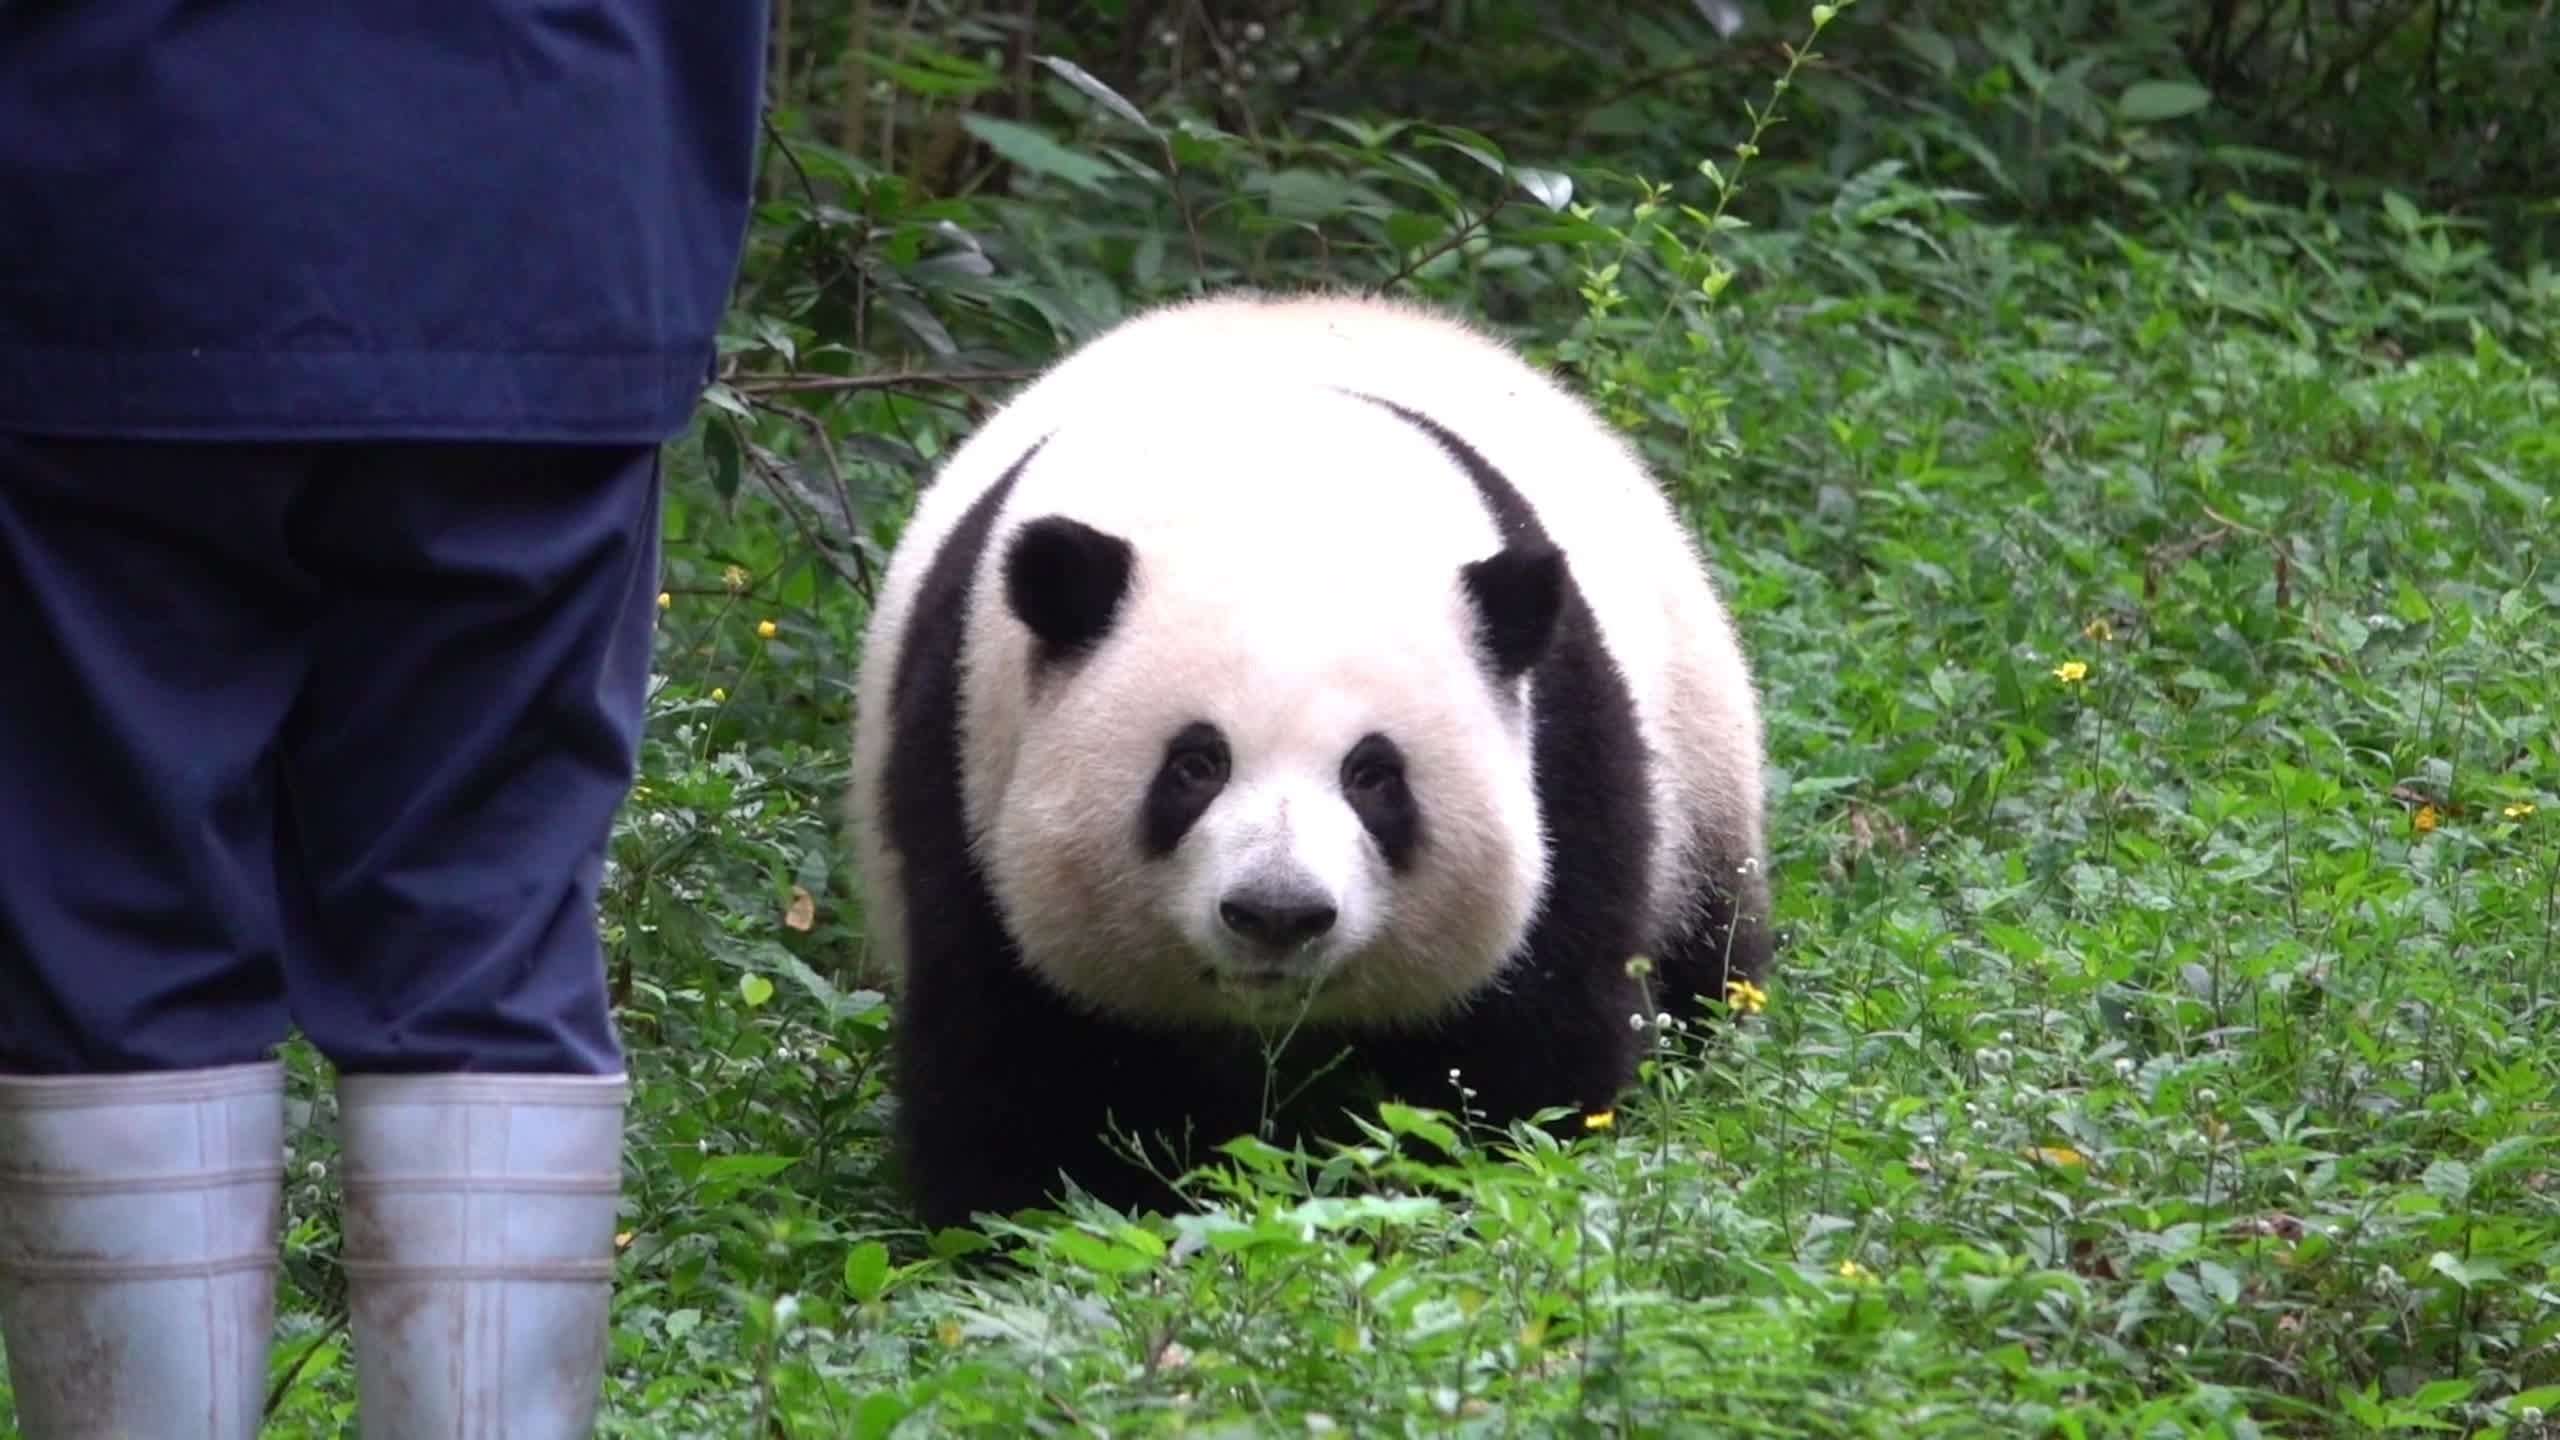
[1142, 721, 1230, 857]
[1340, 733, 1419, 872]
[1342, 749, 1401, 796]
[1167, 745, 1226, 789]
[1162, 723, 1228, 783]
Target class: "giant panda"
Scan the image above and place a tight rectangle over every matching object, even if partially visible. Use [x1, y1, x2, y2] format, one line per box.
[847, 290, 1770, 1232]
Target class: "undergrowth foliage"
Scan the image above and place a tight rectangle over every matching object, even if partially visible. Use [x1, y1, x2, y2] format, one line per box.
[590, 211, 2560, 1428]
[591, 28, 2559, 1428]
[8, 3, 2557, 1437]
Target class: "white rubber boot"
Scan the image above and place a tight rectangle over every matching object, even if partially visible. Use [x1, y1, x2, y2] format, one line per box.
[335, 1072, 629, 1440]
[0, 1060, 286, 1440]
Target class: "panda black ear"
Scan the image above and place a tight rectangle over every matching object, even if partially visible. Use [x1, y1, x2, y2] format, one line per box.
[1461, 541, 1565, 680]
[1005, 515, 1136, 661]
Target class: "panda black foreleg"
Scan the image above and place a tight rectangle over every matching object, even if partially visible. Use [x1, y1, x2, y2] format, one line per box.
[893, 928, 1282, 1230]
[893, 994, 1167, 1229]
[1364, 922, 1656, 1144]
[1647, 836, 1775, 1028]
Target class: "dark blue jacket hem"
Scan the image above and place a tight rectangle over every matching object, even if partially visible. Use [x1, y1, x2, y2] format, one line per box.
[0, 343, 721, 445]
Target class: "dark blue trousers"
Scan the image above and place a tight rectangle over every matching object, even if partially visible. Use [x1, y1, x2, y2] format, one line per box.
[0, 439, 660, 1077]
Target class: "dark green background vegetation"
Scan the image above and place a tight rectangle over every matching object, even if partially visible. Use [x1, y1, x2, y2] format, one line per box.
[9, 1, 2558, 1434]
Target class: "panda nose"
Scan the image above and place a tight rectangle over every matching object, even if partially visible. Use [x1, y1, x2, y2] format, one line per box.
[1218, 890, 1338, 951]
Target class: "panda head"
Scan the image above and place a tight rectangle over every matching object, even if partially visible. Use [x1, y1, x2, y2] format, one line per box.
[978, 456, 1563, 1033]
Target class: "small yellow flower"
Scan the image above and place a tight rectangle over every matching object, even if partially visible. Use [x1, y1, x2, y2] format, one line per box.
[2053, 659, 2090, 685]
[1726, 978, 1770, 1014]
[657, 591, 673, 611]
[2082, 617, 2114, 643]
[1837, 1258, 1868, 1281]
[1582, 1110, 1615, 1131]
[711, 687, 728, 703]
[936, 1318, 965, 1347]
[2413, 804, 2440, 834]
[2506, 802, 2537, 820]
[757, 619, 778, 640]
[613, 1230, 636, 1252]
[723, 564, 750, 594]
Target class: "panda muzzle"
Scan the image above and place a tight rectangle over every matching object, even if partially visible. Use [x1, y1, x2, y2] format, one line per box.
[1216, 887, 1339, 959]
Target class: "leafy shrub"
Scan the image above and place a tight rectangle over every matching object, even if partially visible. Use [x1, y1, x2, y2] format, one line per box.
[11, 2, 2558, 1435]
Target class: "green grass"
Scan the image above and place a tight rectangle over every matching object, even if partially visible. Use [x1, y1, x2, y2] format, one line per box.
[9, 188, 2558, 1438]
[580, 195, 2558, 1436]
[594, 196, 2553, 1435]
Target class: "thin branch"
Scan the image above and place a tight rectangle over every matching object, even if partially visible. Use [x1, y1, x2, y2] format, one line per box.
[734, 367, 1041, 396]
[747, 396, 861, 538]
[1566, 45, 1800, 147]
[1270, 0, 1434, 108]
[843, 0, 871, 159]
[757, 466, 875, 604]
[264, 1315, 350, 1419]
[760, 106, 823, 209]
[1166, 130, 1211, 286]
[881, 0, 930, 173]
[2200, 501, 2296, 608]
[2229, 4, 2283, 84]
[1011, 0, 1041, 123]
[1369, 193, 1509, 295]
[2278, 0, 2426, 126]
[1184, 0, 1260, 145]
[764, 0, 795, 202]
[2193, 0, 2240, 77]
[753, 104, 870, 315]
[739, 400, 879, 603]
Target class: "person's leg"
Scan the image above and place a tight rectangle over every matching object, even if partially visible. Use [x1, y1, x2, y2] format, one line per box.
[0, 436, 312, 1440]
[280, 445, 662, 1439]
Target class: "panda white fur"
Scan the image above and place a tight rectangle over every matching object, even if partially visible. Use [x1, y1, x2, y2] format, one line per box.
[848, 290, 1769, 1229]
